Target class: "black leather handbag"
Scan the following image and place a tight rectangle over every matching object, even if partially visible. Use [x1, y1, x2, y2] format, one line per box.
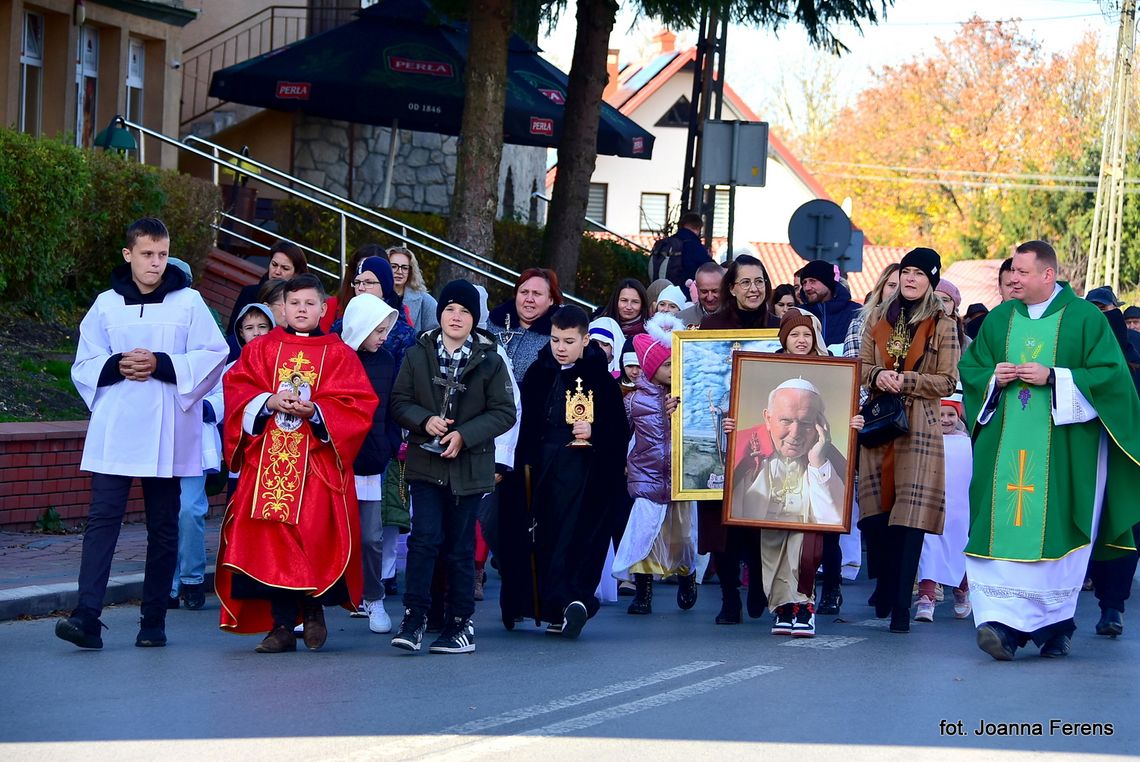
[858, 393, 909, 448]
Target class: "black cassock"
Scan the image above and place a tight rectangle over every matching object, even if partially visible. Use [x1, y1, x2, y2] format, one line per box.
[498, 343, 629, 628]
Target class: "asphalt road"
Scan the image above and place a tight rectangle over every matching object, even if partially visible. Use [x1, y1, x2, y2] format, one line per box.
[1, 575, 1135, 761]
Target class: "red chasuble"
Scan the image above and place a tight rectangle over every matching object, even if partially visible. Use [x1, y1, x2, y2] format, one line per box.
[216, 328, 377, 633]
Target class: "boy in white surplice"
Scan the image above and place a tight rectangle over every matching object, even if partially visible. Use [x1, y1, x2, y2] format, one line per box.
[55, 218, 227, 650]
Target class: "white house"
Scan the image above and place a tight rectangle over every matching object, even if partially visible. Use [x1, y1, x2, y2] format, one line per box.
[550, 29, 834, 246]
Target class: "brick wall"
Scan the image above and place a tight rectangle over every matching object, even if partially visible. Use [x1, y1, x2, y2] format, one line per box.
[0, 422, 226, 530]
[198, 248, 264, 329]
[0, 249, 256, 529]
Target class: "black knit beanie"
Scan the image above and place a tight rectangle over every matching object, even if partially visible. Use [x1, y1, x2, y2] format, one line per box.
[437, 279, 481, 325]
[899, 247, 941, 288]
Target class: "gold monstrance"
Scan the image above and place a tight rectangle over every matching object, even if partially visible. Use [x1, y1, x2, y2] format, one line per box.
[565, 377, 594, 448]
[885, 313, 912, 372]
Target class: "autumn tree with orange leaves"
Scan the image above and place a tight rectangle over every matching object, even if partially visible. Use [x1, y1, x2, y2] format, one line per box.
[807, 18, 1110, 267]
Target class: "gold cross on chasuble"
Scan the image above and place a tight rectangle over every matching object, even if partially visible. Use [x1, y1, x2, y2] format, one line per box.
[1006, 449, 1035, 527]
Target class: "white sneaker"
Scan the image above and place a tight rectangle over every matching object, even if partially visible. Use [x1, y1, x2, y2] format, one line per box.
[914, 595, 935, 623]
[366, 599, 392, 634]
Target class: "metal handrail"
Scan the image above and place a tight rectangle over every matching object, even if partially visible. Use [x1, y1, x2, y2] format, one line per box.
[531, 192, 651, 253]
[215, 211, 338, 268]
[184, 134, 525, 282]
[121, 117, 596, 308]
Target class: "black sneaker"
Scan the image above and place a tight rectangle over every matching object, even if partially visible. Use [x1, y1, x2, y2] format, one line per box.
[181, 583, 206, 611]
[792, 603, 816, 638]
[817, 586, 842, 615]
[561, 601, 588, 639]
[136, 616, 167, 647]
[429, 617, 476, 654]
[771, 604, 795, 635]
[55, 615, 105, 649]
[391, 609, 427, 652]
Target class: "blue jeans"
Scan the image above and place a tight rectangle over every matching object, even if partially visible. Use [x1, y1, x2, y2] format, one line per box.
[76, 473, 180, 623]
[172, 474, 209, 594]
[403, 481, 477, 619]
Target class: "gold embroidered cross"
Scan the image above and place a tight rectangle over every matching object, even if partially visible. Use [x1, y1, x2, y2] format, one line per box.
[1006, 449, 1035, 527]
[278, 350, 318, 385]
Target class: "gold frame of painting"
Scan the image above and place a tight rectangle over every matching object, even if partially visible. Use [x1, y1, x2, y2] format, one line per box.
[669, 328, 781, 501]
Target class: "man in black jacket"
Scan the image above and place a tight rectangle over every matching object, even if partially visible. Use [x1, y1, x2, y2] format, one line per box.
[674, 212, 715, 287]
[389, 280, 516, 654]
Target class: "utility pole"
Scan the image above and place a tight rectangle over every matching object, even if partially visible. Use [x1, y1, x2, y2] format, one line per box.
[1086, 0, 1136, 293]
[680, 10, 728, 249]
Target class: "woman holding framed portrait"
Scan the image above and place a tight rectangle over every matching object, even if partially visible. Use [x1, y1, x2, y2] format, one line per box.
[697, 254, 780, 625]
[857, 248, 961, 634]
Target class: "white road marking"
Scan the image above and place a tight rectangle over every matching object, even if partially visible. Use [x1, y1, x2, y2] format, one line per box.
[350, 660, 723, 760]
[780, 635, 866, 649]
[414, 664, 781, 760]
[854, 618, 892, 629]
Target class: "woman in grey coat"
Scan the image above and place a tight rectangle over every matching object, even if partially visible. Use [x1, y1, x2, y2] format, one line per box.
[387, 246, 439, 333]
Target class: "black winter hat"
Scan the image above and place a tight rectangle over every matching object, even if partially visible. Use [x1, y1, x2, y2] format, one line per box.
[437, 279, 481, 325]
[899, 247, 941, 288]
[794, 259, 839, 294]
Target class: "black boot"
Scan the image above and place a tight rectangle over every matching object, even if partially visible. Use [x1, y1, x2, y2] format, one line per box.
[818, 584, 843, 615]
[628, 574, 652, 615]
[716, 589, 742, 624]
[677, 573, 698, 610]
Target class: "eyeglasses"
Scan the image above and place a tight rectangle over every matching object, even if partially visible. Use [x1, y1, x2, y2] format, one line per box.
[734, 278, 766, 290]
[390, 264, 411, 272]
[352, 279, 381, 288]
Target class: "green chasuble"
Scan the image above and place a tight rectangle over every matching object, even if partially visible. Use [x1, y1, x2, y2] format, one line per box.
[959, 283, 1140, 561]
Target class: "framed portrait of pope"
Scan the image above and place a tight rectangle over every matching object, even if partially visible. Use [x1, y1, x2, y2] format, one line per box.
[722, 352, 861, 532]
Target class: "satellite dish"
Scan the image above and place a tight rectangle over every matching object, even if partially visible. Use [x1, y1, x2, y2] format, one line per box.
[788, 199, 852, 265]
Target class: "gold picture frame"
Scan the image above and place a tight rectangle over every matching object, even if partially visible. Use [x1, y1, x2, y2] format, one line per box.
[670, 329, 782, 501]
[721, 352, 861, 532]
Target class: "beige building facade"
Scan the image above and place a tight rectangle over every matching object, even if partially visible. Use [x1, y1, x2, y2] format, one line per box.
[1, 0, 195, 167]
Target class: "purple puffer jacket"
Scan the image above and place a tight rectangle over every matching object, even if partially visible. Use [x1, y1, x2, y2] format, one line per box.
[624, 372, 671, 503]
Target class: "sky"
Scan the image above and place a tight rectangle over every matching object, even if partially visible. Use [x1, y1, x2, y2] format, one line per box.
[539, 0, 1120, 123]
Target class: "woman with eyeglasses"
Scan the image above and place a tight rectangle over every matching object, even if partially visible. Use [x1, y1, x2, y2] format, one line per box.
[387, 246, 439, 333]
[225, 241, 308, 357]
[698, 255, 778, 331]
[696, 254, 778, 626]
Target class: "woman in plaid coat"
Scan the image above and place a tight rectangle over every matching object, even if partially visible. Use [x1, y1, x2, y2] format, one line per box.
[858, 248, 961, 633]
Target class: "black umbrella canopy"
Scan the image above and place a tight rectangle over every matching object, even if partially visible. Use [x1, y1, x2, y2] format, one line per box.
[208, 1, 653, 158]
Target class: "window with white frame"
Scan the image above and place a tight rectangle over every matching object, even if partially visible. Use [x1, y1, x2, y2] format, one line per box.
[19, 12, 44, 136]
[587, 183, 607, 226]
[126, 38, 145, 124]
[639, 192, 669, 234]
[76, 26, 99, 147]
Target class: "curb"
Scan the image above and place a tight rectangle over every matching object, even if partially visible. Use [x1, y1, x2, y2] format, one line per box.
[0, 570, 216, 622]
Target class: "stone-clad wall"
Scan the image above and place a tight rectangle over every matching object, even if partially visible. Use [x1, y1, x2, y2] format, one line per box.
[292, 115, 547, 223]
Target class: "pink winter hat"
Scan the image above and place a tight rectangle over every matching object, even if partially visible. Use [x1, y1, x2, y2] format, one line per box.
[632, 312, 685, 379]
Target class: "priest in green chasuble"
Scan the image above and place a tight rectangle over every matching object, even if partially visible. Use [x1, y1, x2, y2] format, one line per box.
[960, 240, 1140, 661]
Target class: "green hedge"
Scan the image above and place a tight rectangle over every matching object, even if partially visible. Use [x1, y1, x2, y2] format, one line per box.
[274, 198, 646, 306]
[0, 129, 220, 316]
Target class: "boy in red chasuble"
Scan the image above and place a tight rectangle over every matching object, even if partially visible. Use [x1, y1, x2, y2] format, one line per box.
[216, 274, 378, 653]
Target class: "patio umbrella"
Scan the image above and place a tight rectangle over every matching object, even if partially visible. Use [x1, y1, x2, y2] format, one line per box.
[209, 0, 654, 159]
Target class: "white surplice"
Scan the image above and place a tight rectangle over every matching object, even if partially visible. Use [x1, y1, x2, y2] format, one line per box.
[72, 288, 228, 478]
